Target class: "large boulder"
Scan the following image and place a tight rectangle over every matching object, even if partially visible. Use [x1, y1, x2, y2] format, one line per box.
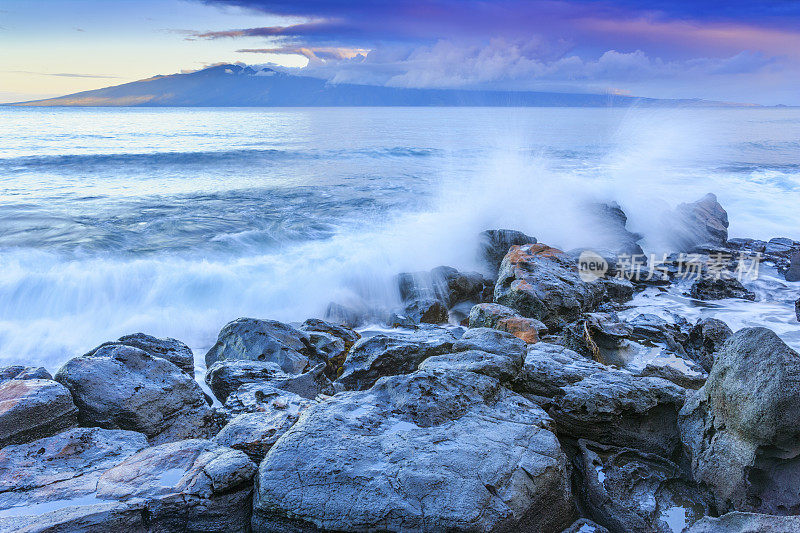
[205, 360, 333, 403]
[686, 317, 733, 371]
[468, 303, 547, 343]
[668, 193, 729, 251]
[574, 439, 712, 533]
[217, 383, 313, 423]
[0, 427, 149, 532]
[336, 327, 456, 390]
[55, 344, 214, 445]
[583, 202, 644, 256]
[214, 410, 300, 463]
[480, 229, 537, 277]
[253, 370, 576, 532]
[796, 298, 800, 322]
[512, 343, 687, 457]
[204, 318, 316, 373]
[679, 327, 800, 514]
[0, 366, 51, 384]
[85, 332, 195, 376]
[685, 512, 800, 533]
[95, 439, 257, 532]
[495, 244, 605, 329]
[784, 252, 800, 282]
[418, 328, 527, 382]
[0, 379, 78, 447]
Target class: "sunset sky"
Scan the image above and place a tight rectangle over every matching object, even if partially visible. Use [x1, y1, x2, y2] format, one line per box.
[2, 0, 799, 104]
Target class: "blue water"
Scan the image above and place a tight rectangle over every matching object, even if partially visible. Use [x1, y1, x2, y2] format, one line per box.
[1, 106, 799, 369]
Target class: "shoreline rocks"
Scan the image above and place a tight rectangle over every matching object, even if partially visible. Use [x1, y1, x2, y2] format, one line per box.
[0, 379, 77, 448]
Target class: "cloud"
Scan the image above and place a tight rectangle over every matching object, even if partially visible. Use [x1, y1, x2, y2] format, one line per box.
[6, 71, 122, 79]
[237, 46, 368, 61]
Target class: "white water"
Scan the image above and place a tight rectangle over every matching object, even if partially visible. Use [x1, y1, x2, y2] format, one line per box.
[1, 107, 799, 370]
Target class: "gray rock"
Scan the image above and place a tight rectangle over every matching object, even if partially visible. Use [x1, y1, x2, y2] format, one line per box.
[685, 512, 800, 533]
[95, 438, 256, 532]
[468, 302, 521, 328]
[419, 348, 523, 382]
[668, 193, 729, 251]
[403, 297, 449, 324]
[85, 332, 195, 375]
[204, 317, 315, 373]
[599, 277, 635, 303]
[205, 360, 333, 403]
[55, 344, 214, 445]
[679, 327, 800, 514]
[584, 201, 644, 256]
[511, 343, 686, 457]
[253, 370, 575, 532]
[765, 238, 797, 260]
[480, 229, 537, 277]
[336, 327, 456, 390]
[574, 439, 712, 533]
[452, 326, 527, 357]
[637, 357, 707, 390]
[495, 244, 605, 328]
[0, 427, 148, 532]
[218, 383, 313, 423]
[796, 298, 800, 322]
[560, 518, 610, 533]
[468, 303, 547, 343]
[0, 379, 78, 448]
[690, 276, 756, 301]
[299, 318, 360, 350]
[431, 265, 493, 306]
[785, 252, 800, 282]
[214, 410, 301, 463]
[0, 366, 51, 384]
[687, 317, 733, 371]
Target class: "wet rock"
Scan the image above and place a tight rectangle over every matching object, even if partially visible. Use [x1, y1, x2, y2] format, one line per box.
[480, 228, 537, 277]
[323, 301, 369, 328]
[764, 237, 798, 260]
[84, 332, 195, 376]
[637, 357, 708, 390]
[299, 318, 360, 350]
[685, 512, 800, 532]
[599, 277, 635, 303]
[205, 360, 333, 403]
[668, 193, 729, 251]
[558, 312, 633, 362]
[0, 427, 149, 531]
[96, 439, 257, 532]
[0, 366, 51, 384]
[469, 302, 520, 328]
[574, 439, 712, 533]
[784, 252, 800, 282]
[214, 410, 301, 463]
[468, 303, 547, 342]
[403, 297, 449, 324]
[419, 328, 527, 382]
[511, 343, 686, 457]
[300, 319, 360, 378]
[796, 298, 800, 322]
[431, 266, 493, 306]
[336, 327, 456, 390]
[686, 318, 733, 371]
[584, 201, 644, 256]
[55, 344, 214, 445]
[218, 383, 313, 423]
[0, 379, 78, 447]
[727, 238, 767, 254]
[495, 243, 605, 329]
[253, 370, 576, 533]
[626, 313, 691, 359]
[679, 327, 800, 514]
[690, 276, 756, 301]
[204, 318, 316, 374]
[560, 518, 610, 533]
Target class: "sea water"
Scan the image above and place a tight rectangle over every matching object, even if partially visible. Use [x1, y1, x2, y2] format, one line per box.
[1, 106, 799, 370]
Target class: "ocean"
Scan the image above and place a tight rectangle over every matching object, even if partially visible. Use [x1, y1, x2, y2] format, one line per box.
[1, 106, 799, 370]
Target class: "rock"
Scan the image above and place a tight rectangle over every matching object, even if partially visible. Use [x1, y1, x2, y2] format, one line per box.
[690, 276, 756, 301]
[431, 266, 493, 306]
[512, 343, 686, 457]
[0, 366, 51, 384]
[784, 252, 800, 282]
[299, 319, 360, 378]
[687, 318, 733, 371]
[299, 318, 360, 351]
[84, 332, 195, 376]
[253, 370, 575, 532]
[418, 326, 528, 382]
[584, 202, 644, 256]
[94, 438, 256, 532]
[637, 357, 708, 390]
[403, 297, 449, 324]
[0, 379, 78, 447]
[218, 383, 313, 423]
[679, 327, 800, 514]
[495, 243, 605, 329]
[796, 298, 800, 322]
[557, 312, 633, 362]
[765, 237, 798, 260]
[727, 238, 767, 254]
[685, 512, 800, 533]
[668, 193, 729, 251]
[560, 518, 610, 533]
[599, 277, 635, 303]
[214, 410, 303, 463]
[323, 301, 369, 328]
[336, 327, 456, 390]
[480, 228, 537, 277]
[205, 360, 333, 403]
[55, 344, 214, 445]
[204, 317, 316, 373]
[574, 439, 712, 533]
[468, 303, 548, 343]
[0, 427, 149, 532]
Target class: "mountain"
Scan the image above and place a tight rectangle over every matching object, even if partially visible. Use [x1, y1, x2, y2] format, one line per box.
[10, 64, 737, 107]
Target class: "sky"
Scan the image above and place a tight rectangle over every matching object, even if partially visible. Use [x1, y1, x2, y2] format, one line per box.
[2, 0, 799, 104]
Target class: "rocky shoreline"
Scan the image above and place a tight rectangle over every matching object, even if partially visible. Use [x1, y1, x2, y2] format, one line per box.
[1, 194, 799, 532]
